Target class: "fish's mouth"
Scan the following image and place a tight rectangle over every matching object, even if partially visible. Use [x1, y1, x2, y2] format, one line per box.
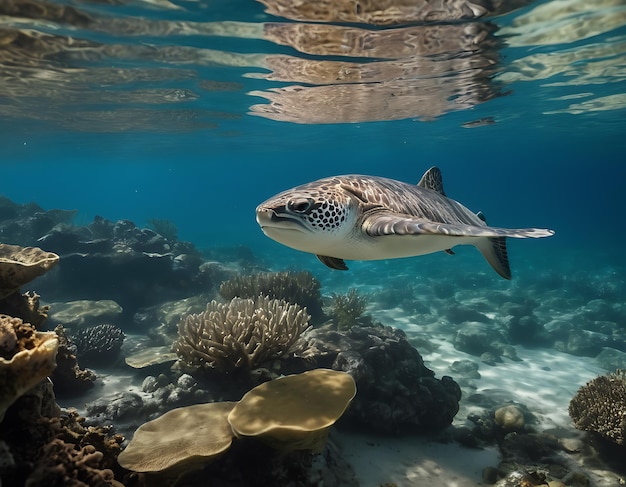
[256, 207, 308, 232]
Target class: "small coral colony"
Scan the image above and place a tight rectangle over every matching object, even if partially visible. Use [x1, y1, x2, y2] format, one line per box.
[0, 198, 625, 486]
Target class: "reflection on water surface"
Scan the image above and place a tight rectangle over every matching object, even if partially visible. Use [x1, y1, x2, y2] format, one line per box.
[0, 0, 624, 130]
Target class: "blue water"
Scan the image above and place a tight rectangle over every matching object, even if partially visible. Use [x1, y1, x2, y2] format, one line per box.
[1, 0, 625, 273]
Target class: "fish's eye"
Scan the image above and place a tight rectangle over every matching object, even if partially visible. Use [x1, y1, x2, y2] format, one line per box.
[287, 198, 314, 213]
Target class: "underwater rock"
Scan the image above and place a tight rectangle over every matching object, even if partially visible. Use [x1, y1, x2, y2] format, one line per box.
[86, 392, 146, 425]
[0, 198, 77, 248]
[303, 324, 461, 434]
[71, 324, 125, 368]
[454, 322, 510, 361]
[450, 359, 481, 379]
[595, 347, 626, 371]
[554, 329, 616, 358]
[48, 299, 123, 329]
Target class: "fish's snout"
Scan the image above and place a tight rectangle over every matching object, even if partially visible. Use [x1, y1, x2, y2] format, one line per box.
[255, 206, 274, 226]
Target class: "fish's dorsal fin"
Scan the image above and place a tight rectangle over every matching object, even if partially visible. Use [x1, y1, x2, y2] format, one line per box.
[417, 166, 446, 196]
[316, 255, 348, 270]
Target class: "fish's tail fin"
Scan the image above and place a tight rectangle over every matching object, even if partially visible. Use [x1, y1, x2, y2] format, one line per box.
[476, 237, 511, 279]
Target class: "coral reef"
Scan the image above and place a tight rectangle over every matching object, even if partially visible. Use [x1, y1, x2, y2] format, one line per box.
[26, 439, 124, 487]
[569, 370, 626, 445]
[146, 218, 178, 242]
[174, 295, 311, 374]
[0, 315, 59, 421]
[0, 290, 50, 328]
[48, 300, 123, 329]
[302, 324, 461, 434]
[0, 244, 59, 299]
[117, 370, 356, 485]
[71, 324, 125, 368]
[327, 288, 370, 330]
[50, 326, 97, 397]
[219, 271, 324, 324]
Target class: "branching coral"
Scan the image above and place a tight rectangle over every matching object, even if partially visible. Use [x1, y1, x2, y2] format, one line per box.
[569, 369, 626, 445]
[219, 271, 324, 323]
[71, 324, 125, 367]
[328, 288, 369, 330]
[174, 295, 311, 373]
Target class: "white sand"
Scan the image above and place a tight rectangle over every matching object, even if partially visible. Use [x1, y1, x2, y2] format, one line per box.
[334, 432, 499, 487]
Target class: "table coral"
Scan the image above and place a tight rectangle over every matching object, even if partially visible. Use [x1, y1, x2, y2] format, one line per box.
[0, 244, 59, 299]
[174, 295, 310, 373]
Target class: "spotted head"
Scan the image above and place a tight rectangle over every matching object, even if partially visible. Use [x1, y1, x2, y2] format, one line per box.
[256, 177, 360, 255]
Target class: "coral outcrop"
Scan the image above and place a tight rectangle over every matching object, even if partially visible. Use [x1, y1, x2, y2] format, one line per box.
[26, 439, 124, 487]
[50, 326, 97, 397]
[219, 271, 324, 323]
[174, 296, 311, 374]
[302, 324, 461, 434]
[569, 370, 626, 445]
[0, 244, 59, 299]
[0, 315, 59, 421]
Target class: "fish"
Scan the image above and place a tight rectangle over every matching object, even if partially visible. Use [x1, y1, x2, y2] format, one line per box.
[255, 167, 554, 279]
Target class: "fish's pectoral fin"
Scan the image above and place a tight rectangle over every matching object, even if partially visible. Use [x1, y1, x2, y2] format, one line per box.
[316, 255, 348, 270]
[417, 166, 446, 196]
[444, 249, 455, 255]
[475, 237, 511, 279]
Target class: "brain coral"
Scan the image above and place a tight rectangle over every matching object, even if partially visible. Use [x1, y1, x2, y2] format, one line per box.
[174, 295, 310, 373]
[569, 369, 626, 445]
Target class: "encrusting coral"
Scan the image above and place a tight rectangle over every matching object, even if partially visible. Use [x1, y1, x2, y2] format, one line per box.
[174, 295, 311, 373]
[0, 314, 59, 421]
[219, 271, 324, 323]
[569, 369, 626, 445]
